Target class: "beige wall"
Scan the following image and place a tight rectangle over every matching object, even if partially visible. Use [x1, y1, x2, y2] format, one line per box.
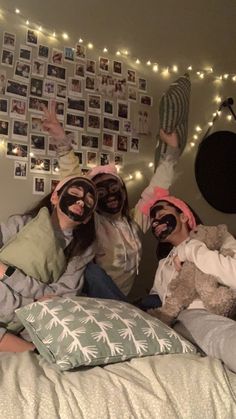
[1, 1, 236, 298]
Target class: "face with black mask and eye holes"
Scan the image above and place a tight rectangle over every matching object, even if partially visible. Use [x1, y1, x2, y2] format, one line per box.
[150, 201, 183, 242]
[93, 173, 125, 215]
[56, 177, 97, 223]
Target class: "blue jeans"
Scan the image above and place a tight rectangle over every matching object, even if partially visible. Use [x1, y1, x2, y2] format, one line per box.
[83, 262, 128, 301]
[83, 263, 162, 311]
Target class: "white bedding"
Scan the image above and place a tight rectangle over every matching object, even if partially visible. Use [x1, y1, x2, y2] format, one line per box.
[0, 351, 235, 419]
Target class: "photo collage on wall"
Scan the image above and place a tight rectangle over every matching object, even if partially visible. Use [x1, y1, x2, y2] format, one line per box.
[0, 29, 153, 194]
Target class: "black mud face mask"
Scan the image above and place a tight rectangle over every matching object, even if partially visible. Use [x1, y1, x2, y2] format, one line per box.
[151, 214, 177, 241]
[95, 178, 124, 214]
[59, 178, 97, 222]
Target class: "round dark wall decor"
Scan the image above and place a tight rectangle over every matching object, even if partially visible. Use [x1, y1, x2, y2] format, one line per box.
[195, 130, 236, 213]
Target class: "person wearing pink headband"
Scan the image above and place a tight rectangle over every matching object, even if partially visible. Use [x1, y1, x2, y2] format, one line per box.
[0, 175, 97, 352]
[42, 103, 179, 300]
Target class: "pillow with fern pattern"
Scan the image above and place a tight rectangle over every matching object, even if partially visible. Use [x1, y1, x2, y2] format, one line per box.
[16, 296, 196, 371]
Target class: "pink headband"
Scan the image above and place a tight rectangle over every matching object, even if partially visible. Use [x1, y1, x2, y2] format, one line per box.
[54, 175, 94, 194]
[139, 186, 196, 230]
[89, 163, 121, 181]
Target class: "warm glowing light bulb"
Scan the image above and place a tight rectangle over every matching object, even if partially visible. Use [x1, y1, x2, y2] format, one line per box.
[223, 74, 229, 79]
[227, 115, 232, 121]
[103, 47, 108, 53]
[15, 8, 20, 14]
[187, 66, 192, 71]
[147, 60, 151, 66]
[38, 26, 42, 32]
[195, 125, 202, 132]
[26, 19, 29, 25]
[193, 135, 198, 140]
[215, 95, 222, 103]
[135, 171, 142, 179]
[88, 42, 93, 49]
[136, 59, 140, 64]
[148, 162, 154, 168]
[172, 65, 178, 73]
[30, 152, 34, 157]
[153, 64, 158, 72]
[208, 122, 213, 126]
[124, 50, 128, 55]
[232, 75, 236, 82]
[79, 38, 83, 43]
[62, 33, 68, 40]
[52, 32, 56, 37]
[190, 142, 195, 147]
[116, 51, 121, 56]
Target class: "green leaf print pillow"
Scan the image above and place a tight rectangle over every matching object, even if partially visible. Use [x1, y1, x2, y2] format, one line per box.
[16, 297, 196, 371]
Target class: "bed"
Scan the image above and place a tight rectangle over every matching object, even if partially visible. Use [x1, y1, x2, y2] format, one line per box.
[0, 351, 236, 419]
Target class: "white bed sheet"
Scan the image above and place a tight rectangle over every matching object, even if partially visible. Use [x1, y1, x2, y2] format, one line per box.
[0, 351, 235, 419]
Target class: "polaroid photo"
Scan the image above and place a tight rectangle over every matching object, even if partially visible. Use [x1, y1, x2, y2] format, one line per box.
[102, 132, 115, 151]
[122, 119, 132, 134]
[117, 101, 130, 119]
[88, 94, 101, 113]
[117, 135, 129, 152]
[136, 110, 150, 135]
[0, 98, 8, 116]
[10, 98, 27, 120]
[86, 151, 97, 167]
[32, 59, 45, 77]
[74, 62, 85, 78]
[28, 96, 49, 114]
[6, 79, 28, 98]
[86, 59, 96, 75]
[113, 78, 127, 100]
[30, 133, 46, 154]
[74, 151, 83, 165]
[14, 60, 31, 83]
[33, 177, 46, 195]
[99, 57, 109, 73]
[100, 152, 110, 166]
[65, 130, 79, 150]
[103, 99, 114, 116]
[64, 47, 75, 63]
[81, 134, 99, 149]
[38, 44, 50, 61]
[96, 74, 110, 95]
[85, 76, 95, 91]
[30, 157, 51, 174]
[52, 48, 63, 65]
[127, 69, 136, 85]
[12, 119, 29, 141]
[52, 158, 60, 174]
[66, 112, 84, 130]
[1, 49, 14, 67]
[75, 44, 86, 60]
[26, 29, 38, 46]
[114, 153, 124, 167]
[6, 142, 28, 159]
[68, 77, 83, 97]
[67, 97, 85, 113]
[54, 100, 65, 120]
[57, 83, 67, 100]
[31, 115, 47, 133]
[113, 60, 123, 76]
[30, 77, 43, 97]
[19, 45, 32, 62]
[130, 137, 140, 152]
[0, 119, 9, 137]
[0, 69, 7, 94]
[87, 114, 101, 133]
[50, 179, 60, 192]
[3, 32, 16, 50]
[103, 116, 120, 133]
[140, 95, 153, 106]
[128, 86, 137, 102]
[47, 64, 66, 81]
[43, 79, 56, 97]
[14, 161, 28, 179]
[138, 78, 147, 92]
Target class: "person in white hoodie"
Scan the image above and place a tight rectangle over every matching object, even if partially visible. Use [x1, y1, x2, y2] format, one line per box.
[139, 190, 236, 372]
[41, 102, 179, 303]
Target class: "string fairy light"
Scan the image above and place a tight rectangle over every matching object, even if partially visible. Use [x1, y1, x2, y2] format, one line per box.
[1, 4, 236, 81]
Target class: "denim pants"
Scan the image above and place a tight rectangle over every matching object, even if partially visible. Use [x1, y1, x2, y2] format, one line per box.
[83, 262, 162, 310]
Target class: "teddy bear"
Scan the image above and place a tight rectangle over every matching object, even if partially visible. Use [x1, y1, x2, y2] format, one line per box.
[148, 224, 236, 326]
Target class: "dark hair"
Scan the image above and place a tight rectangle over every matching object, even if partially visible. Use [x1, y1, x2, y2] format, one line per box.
[92, 173, 132, 223]
[154, 201, 202, 260]
[24, 192, 96, 262]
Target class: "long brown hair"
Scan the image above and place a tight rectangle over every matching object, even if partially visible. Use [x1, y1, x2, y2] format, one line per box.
[24, 192, 96, 261]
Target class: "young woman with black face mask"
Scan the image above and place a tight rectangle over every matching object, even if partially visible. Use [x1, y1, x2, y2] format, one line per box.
[0, 175, 97, 352]
[41, 102, 179, 301]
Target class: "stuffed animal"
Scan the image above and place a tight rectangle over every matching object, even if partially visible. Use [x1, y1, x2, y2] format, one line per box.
[148, 224, 236, 325]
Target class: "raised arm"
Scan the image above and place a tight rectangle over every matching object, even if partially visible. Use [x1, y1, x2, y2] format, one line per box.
[42, 101, 81, 178]
[134, 130, 179, 233]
